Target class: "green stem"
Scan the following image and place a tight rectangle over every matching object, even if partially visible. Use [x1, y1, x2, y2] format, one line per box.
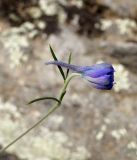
[0, 73, 80, 153]
[60, 73, 80, 99]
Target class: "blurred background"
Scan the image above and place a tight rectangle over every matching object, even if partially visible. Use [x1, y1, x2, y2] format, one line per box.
[0, 0, 137, 160]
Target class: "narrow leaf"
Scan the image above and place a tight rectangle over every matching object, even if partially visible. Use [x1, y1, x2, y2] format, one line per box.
[28, 97, 60, 105]
[66, 52, 72, 79]
[60, 90, 66, 102]
[49, 45, 66, 81]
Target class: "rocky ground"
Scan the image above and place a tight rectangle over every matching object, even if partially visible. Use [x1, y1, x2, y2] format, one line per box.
[0, 0, 137, 160]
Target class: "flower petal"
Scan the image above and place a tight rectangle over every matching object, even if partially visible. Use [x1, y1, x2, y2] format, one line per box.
[83, 74, 114, 90]
[90, 82, 113, 90]
[84, 74, 113, 85]
[84, 63, 114, 78]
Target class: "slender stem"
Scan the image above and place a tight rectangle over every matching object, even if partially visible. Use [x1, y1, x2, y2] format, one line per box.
[60, 73, 80, 99]
[0, 73, 80, 153]
[0, 103, 59, 153]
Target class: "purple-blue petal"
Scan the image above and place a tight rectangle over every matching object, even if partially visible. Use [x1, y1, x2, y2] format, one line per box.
[90, 82, 113, 90]
[83, 63, 114, 78]
[84, 75, 114, 85]
[84, 74, 114, 90]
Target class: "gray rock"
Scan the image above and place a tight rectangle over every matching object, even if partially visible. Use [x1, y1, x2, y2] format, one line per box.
[98, 0, 137, 18]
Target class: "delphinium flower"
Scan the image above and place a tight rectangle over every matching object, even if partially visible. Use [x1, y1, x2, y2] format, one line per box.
[46, 61, 115, 90]
[0, 46, 115, 153]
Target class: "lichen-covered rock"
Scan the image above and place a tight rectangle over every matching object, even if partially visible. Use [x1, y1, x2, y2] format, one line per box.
[0, 0, 106, 36]
[0, 1, 137, 160]
[39, 0, 58, 16]
[0, 29, 30, 68]
[97, 0, 137, 18]
[0, 99, 91, 160]
[113, 64, 130, 92]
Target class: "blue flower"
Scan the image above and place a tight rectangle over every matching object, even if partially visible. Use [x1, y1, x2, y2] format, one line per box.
[46, 61, 115, 90]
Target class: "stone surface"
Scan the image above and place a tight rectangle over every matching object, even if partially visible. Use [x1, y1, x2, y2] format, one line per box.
[98, 0, 137, 18]
[0, 1, 137, 160]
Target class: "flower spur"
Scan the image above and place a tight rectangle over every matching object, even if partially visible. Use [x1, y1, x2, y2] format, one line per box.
[46, 61, 115, 90]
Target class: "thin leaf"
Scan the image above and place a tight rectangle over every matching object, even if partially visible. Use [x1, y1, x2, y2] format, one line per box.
[49, 45, 66, 81]
[66, 52, 72, 79]
[28, 97, 60, 105]
[60, 90, 66, 102]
